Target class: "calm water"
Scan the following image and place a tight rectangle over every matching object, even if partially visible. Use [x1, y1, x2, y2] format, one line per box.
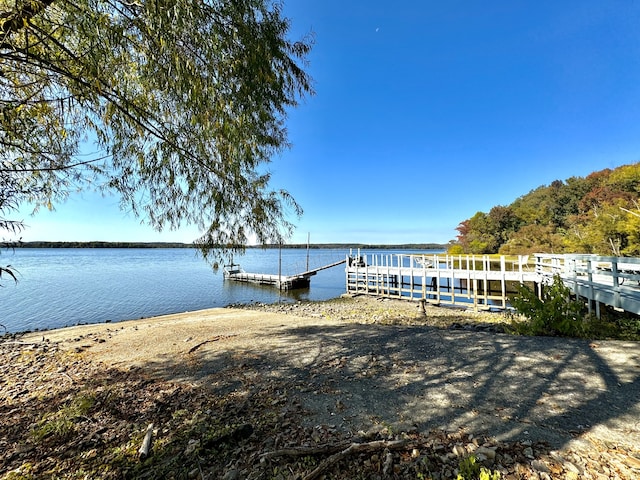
[0, 248, 346, 333]
[0, 248, 438, 333]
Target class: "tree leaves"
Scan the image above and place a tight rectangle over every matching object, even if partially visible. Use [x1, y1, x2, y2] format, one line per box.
[455, 163, 640, 256]
[1, 0, 313, 260]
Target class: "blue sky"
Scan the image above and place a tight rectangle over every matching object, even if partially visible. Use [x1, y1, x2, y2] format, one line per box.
[16, 0, 640, 245]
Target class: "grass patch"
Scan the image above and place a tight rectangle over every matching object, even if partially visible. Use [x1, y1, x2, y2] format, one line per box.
[31, 393, 95, 442]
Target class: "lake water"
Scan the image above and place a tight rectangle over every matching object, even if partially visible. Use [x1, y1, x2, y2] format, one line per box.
[0, 247, 439, 333]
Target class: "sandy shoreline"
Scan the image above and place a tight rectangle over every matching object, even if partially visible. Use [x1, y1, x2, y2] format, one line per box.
[4, 296, 640, 478]
[21, 307, 347, 368]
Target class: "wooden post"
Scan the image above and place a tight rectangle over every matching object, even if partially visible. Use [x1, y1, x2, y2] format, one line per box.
[587, 258, 595, 316]
[466, 255, 471, 299]
[345, 254, 349, 294]
[422, 255, 427, 301]
[410, 255, 415, 300]
[449, 264, 455, 306]
[483, 255, 489, 306]
[375, 254, 380, 296]
[278, 242, 282, 291]
[354, 254, 359, 294]
[473, 278, 478, 311]
[436, 259, 441, 304]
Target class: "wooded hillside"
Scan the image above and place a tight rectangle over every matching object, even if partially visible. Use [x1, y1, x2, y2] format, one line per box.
[452, 163, 640, 256]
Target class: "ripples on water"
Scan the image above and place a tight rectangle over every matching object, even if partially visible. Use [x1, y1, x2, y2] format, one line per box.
[1, 248, 352, 333]
[2, 247, 443, 333]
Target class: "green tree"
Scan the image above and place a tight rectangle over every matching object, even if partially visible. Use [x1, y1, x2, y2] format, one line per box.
[1, 0, 313, 265]
[566, 199, 639, 255]
[487, 205, 521, 246]
[454, 163, 640, 255]
[620, 206, 640, 255]
[510, 185, 555, 226]
[499, 224, 564, 255]
[607, 163, 640, 194]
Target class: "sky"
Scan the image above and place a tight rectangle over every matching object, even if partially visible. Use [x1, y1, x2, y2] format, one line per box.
[15, 0, 640, 245]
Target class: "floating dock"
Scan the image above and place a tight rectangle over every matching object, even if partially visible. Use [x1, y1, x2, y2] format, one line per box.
[223, 259, 346, 290]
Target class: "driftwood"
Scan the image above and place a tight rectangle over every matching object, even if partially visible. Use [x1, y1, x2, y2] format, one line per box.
[304, 439, 407, 480]
[138, 423, 154, 460]
[383, 449, 394, 475]
[263, 439, 408, 480]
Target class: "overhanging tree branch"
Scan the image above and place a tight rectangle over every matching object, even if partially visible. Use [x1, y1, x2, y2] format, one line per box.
[0, 0, 56, 39]
[1, 0, 314, 261]
[0, 156, 107, 173]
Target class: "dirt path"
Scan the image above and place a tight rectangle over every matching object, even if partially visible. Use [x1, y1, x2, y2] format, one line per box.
[9, 297, 640, 478]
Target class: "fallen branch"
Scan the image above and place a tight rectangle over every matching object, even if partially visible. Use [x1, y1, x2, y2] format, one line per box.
[138, 423, 154, 460]
[383, 449, 394, 475]
[261, 442, 351, 460]
[301, 439, 408, 480]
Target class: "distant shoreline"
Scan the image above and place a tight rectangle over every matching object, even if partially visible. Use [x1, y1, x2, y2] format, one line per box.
[13, 241, 448, 250]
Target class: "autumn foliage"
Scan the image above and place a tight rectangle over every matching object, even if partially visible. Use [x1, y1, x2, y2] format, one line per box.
[453, 163, 640, 256]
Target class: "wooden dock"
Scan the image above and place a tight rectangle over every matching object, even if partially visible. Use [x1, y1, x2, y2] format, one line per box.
[345, 252, 640, 316]
[224, 259, 346, 290]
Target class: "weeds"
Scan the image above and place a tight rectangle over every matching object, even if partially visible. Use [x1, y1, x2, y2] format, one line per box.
[31, 393, 95, 442]
[509, 274, 586, 337]
[456, 454, 501, 480]
[509, 274, 640, 339]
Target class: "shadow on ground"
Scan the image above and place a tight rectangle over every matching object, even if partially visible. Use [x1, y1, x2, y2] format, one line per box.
[142, 323, 640, 452]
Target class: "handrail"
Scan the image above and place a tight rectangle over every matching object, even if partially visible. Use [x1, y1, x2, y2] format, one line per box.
[346, 252, 640, 316]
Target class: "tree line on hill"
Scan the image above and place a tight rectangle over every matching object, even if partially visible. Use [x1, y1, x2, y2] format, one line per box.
[451, 163, 640, 256]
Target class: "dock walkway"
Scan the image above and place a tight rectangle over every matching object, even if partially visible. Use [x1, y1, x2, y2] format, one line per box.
[345, 252, 640, 316]
[536, 254, 640, 317]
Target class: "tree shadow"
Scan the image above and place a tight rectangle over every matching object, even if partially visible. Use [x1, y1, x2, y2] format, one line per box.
[142, 322, 640, 451]
[4, 324, 639, 478]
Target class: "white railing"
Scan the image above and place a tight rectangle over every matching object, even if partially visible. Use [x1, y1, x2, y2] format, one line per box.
[345, 253, 537, 310]
[345, 252, 640, 315]
[534, 254, 640, 315]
